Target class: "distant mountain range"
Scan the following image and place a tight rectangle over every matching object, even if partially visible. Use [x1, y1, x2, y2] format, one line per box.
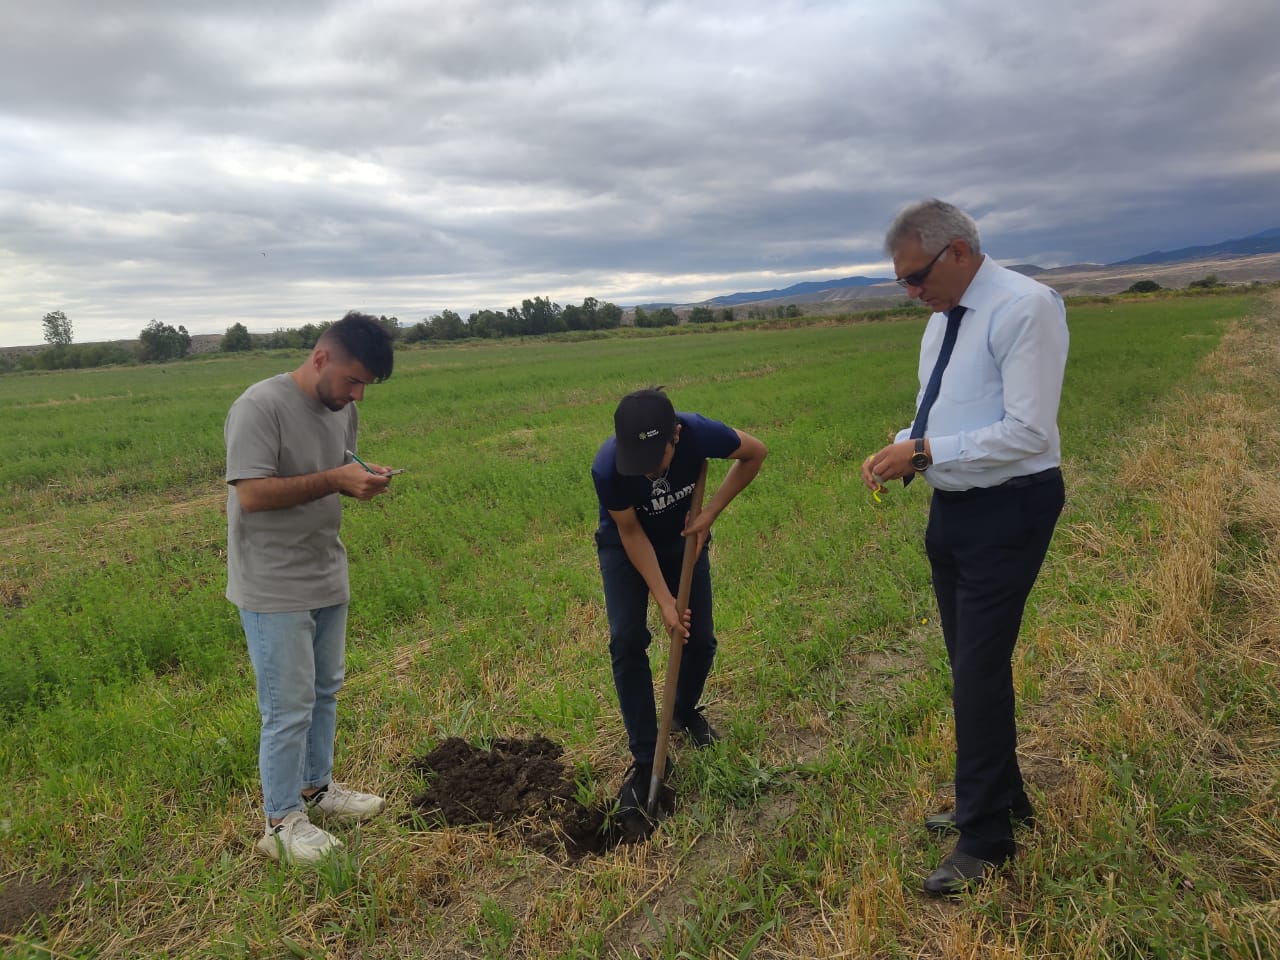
[701, 274, 886, 307]
[667, 226, 1280, 310]
[1109, 227, 1280, 266]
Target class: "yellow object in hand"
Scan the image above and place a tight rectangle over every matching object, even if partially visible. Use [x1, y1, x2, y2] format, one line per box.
[868, 463, 886, 503]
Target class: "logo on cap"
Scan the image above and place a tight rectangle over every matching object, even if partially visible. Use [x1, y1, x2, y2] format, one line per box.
[639, 428, 660, 439]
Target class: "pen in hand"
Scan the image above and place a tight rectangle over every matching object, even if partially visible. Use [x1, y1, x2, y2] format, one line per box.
[345, 449, 405, 477]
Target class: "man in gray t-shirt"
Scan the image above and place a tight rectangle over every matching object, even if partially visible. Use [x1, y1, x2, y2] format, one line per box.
[225, 311, 398, 866]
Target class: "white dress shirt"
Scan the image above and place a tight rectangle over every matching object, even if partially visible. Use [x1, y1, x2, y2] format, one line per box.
[895, 256, 1069, 492]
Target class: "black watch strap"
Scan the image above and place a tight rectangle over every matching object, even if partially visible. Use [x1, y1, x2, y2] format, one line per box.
[912, 437, 930, 470]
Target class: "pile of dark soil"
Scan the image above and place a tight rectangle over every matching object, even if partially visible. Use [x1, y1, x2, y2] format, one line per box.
[408, 736, 673, 857]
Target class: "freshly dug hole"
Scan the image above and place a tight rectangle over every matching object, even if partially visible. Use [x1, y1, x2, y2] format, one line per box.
[407, 736, 674, 857]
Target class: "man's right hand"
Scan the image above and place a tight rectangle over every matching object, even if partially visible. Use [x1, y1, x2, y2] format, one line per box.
[660, 598, 692, 645]
[333, 462, 392, 500]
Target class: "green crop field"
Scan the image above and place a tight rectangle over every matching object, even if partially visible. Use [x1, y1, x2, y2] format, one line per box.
[1, 291, 1278, 959]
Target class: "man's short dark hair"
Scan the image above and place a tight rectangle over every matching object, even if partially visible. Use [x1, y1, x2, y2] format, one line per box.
[321, 311, 394, 382]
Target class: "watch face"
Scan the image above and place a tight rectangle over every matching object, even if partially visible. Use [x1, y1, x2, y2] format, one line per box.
[912, 454, 929, 470]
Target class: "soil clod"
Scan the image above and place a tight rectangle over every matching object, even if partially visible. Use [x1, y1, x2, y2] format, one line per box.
[408, 736, 674, 857]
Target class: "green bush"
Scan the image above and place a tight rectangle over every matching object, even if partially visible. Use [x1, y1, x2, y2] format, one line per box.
[1125, 279, 1162, 294]
[138, 319, 192, 361]
[221, 322, 252, 352]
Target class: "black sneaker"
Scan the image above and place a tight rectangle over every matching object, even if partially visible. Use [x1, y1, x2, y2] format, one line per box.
[617, 758, 674, 817]
[673, 707, 720, 748]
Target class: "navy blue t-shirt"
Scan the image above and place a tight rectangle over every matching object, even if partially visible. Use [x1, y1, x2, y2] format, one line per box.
[592, 412, 741, 543]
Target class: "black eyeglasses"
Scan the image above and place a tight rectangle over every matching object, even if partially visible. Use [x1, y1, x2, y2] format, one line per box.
[895, 244, 950, 288]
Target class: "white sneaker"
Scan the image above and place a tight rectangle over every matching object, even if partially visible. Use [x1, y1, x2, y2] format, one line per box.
[305, 781, 386, 821]
[255, 811, 342, 865]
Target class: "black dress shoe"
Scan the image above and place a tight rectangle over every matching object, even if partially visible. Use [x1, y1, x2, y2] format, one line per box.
[923, 851, 1001, 897]
[923, 806, 1036, 834]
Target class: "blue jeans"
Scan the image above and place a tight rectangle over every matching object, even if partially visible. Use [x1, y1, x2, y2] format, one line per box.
[596, 527, 716, 764]
[240, 604, 348, 821]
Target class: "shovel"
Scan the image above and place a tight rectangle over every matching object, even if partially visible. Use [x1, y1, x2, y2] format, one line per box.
[647, 459, 709, 817]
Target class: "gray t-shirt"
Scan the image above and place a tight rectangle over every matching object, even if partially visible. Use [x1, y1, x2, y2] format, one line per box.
[224, 373, 359, 612]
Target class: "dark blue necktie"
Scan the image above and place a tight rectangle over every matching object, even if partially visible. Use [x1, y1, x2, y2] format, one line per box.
[904, 305, 966, 486]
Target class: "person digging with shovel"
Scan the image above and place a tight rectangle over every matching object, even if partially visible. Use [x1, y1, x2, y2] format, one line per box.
[591, 386, 766, 831]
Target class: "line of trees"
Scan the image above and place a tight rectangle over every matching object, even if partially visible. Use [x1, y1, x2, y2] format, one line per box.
[218, 298, 631, 353]
[0, 313, 193, 372]
[745, 304, 804, 321]
[6, 340, 136, 372]
[401, 296, 626, 342]
[3, 296, 747, 373]
[222, 316, 400, 352]
[8, 269, 1268, 376]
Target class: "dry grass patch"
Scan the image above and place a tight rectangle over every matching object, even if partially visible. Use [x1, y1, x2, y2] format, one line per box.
[993, 306, 1280, 956]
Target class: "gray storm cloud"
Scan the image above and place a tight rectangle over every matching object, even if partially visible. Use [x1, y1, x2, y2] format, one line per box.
[0, 0, 1277, 345]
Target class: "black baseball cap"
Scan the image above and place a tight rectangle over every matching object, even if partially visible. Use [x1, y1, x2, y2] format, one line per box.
[613, 388, 677, 475]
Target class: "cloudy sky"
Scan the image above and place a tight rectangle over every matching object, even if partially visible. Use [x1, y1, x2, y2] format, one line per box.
[1, 0, 1277, 347]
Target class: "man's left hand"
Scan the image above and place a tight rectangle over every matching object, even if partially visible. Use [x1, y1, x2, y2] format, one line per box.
[682, 510, 712, 557]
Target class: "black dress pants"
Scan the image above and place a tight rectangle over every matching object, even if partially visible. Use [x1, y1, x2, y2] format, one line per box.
[925, 470, 1064, 861]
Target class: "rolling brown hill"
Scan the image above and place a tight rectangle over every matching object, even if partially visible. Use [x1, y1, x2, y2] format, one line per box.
[711, 251, 1280, 313]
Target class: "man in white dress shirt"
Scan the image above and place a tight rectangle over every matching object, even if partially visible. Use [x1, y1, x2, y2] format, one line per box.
[862, 199, 1069, 896]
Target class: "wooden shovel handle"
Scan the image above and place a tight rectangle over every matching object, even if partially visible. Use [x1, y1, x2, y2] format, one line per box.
[647, 459, 709, 814]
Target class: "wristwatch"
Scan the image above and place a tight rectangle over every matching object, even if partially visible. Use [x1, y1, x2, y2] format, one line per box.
[910, 437, 931, 472]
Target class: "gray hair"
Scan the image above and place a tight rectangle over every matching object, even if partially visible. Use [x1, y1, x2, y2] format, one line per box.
[884, 199, 981, 256]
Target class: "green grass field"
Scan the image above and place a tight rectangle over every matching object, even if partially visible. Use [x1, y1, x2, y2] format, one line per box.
[1, 291, 1277, 958]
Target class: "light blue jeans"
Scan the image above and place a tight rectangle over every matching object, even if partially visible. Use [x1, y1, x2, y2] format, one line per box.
[240, 604, 347, 821]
